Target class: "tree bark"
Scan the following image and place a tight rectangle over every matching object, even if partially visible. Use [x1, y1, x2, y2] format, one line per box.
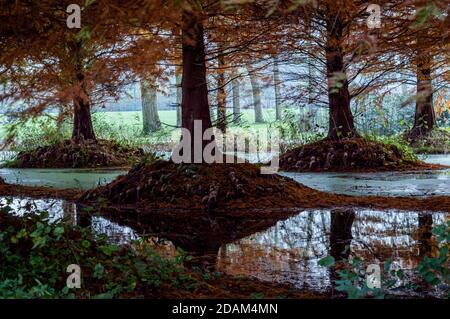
[325, 15, 358, 140]
[247, 65, 264, 123]
[273, 57, 282, 120]
[72, 94, 96, 142]
[140, 79, 161, 134]
[181, 11, 213, 159]
[216, 53, 227, 132]
[231, 69, 241, 123]
[71, 41, 96, 143]
[176, 70, 182, 127]
[408, 51, 435, 141]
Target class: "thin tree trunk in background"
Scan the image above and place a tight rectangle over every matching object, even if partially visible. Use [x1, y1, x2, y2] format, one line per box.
[140, 80, 161, 134]
[307, 51, 318, 128]
[176, 68, 182, 127]
[216, 53, 227, 132]
[247, 65, 264, 123]
[181, 11, 213, 159]
[71, 40, 96, 143]
[408, 51, 435, 141]
[231, 69, 241, 123]
[273, 57, 282, 120]
[307, 52, 315, 105]
[325, 15, 358, 140]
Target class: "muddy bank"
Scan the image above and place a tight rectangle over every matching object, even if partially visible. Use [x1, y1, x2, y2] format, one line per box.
[0, 179, 82, 201]
[279, 138, 446, 172]
[5, 139, 144, 168]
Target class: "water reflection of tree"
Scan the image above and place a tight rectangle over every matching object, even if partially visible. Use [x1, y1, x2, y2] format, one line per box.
[329, 208, 355, 288]
[84, 206, 286, 270]
[329, 208, 355, 261]
[418, 213, 433, 258]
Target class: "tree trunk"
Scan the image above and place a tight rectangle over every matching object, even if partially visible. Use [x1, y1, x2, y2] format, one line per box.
[71, 40, 96, 143]
[231, 69, 241, 123]
[247, 65, 264, 123]
[141, 79, 161, 134]
[176, 67, 182, 127]
[273, 57, 282, 120]
[180, 11, 213, 160]
[307, 52, 315, 105]
[216, 53, 227, 132]
[408, 52, 435, 141]
[325, 16, 358, 140]
[72, 94, 96, 142]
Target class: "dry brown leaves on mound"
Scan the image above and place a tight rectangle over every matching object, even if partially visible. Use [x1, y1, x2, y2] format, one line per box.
[82, 160, 316, 210]
[9, 139, 143, 168]
[279, 138, 444, 172]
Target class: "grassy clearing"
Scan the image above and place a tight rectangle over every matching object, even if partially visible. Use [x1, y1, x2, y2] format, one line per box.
[0, 109, 282, 151]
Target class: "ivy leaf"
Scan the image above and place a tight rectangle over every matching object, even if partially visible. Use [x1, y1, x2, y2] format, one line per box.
[318, 256, 335, 267]
[93, 263, 104, 279]
[53, 227, 64, 238]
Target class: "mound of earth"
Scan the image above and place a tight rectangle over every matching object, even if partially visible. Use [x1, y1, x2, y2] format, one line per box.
[279, 138, 441, 172]
[81, 160, 315, 210]
[404, 129, 450, 154]
[7, 139, 144, 168]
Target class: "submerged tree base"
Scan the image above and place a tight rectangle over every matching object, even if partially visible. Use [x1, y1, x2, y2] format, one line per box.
[404, 128, 450, 154]
[279, 137, 443, 172]
[5, 139, 144, 168]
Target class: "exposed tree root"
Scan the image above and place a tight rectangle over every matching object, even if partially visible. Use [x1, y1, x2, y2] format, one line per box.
[5, 139, 144, 168]
[81, 160, 317, 210]
[279, 137, 446, 172]
[404, 128, 450, 154]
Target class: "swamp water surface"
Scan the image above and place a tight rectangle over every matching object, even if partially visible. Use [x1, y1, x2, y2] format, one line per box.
[2, 197, 447, 296]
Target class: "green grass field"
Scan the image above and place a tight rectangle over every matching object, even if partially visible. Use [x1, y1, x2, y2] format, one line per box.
[0, 108, 278, 135]
[0, 108, 290, 151]
[93, 109, 278, 129]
